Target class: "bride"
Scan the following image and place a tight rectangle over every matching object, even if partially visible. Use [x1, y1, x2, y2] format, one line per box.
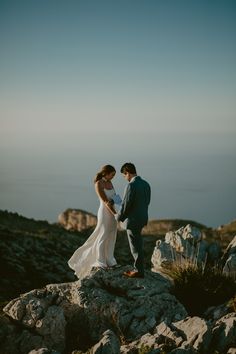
[68, 165, 118, 279]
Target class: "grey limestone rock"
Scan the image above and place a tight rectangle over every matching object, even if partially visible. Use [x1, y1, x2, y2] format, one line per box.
[2, 231, 235, 354]
[151, 240, 173, 270]
[223, 235, 236, 276]
[223, 254, 236, 277]
[2, 288, 66, 354]
[212, 312, 236, 353]
[207, 241, 222, 262]
[172, 316, 212, 353]
[91, 329, 120, 354]
[58, 208, 97, 231]
[28, 348, 60, 354]
[227, 348, 236, 354]
[121, 316, 214, 354]
[2, 266, 187, 353]
[224, 235, 236, 257]
[152, 225, 207, 272]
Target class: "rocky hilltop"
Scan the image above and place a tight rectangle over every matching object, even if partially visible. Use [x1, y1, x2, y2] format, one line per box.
[57, 208, 210, 235]
[1, 263, 235, 354]
[57, 208, 235, 243]
[0, 210, 236, 354]
[0, 209, 235, 304]
[58, 209, 97, 232]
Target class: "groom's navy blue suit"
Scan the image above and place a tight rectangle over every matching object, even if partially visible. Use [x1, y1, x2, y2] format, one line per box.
[117, 176, 151, 276]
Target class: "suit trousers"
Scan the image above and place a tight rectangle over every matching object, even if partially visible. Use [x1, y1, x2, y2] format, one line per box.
[126, 226, 144, 275]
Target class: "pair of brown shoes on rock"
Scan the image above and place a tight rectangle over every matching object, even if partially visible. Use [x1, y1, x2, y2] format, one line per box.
[123, 270, 144, 278]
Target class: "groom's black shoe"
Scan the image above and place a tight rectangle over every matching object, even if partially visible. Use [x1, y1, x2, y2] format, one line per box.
[123, 270, 144, 278]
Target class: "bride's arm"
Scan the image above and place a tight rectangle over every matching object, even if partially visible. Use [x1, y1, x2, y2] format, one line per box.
[95, 181, 116, 215]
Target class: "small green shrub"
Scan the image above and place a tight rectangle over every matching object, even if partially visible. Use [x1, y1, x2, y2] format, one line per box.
[138, 344, 153, 354]
[227, 294, 236, 312]
[166, 263, 236, 316]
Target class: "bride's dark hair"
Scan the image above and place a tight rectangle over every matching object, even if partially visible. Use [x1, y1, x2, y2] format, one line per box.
[94, 165, 116, 183]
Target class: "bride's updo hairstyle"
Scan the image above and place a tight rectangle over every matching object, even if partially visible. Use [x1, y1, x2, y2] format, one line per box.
[94, 165, 116, 183]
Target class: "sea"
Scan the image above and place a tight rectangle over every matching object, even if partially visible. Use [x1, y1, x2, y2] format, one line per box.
[0, 132, 235, 228]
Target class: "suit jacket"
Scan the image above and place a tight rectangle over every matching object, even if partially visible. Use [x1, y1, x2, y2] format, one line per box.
[118, 176, 151, 230]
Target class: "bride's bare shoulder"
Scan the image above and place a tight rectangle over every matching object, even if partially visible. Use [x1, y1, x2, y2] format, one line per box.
[95, 179, 105, 190]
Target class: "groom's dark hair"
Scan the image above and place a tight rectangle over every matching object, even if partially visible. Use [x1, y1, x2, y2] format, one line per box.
[120, 162, 137, 174]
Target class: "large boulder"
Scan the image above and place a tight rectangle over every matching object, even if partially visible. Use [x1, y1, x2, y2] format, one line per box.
[151, 240, 173, 270]
[91, 329, 120, 354]
[211, 312, 236, 353]
[172, 317, 212, 353]
[120, 316, 212, 353]
[58, 208, 97, 231]
[2, 288, 66, 354]
[151, 224, 222, 272]
[1, 266, 187, 354]
[120, 314, 236, 354]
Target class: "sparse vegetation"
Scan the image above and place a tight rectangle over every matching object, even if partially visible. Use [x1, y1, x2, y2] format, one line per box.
[1, 209, 236, 318]
[227, 294, 236, 312]
[138, 343, 154, 354]
[166, 261, 236, 316]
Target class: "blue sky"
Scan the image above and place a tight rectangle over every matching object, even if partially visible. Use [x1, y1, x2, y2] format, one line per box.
[0, 0, 236, 143]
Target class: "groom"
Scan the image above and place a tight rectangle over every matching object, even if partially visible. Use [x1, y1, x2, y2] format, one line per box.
[116, 162, 151, 278]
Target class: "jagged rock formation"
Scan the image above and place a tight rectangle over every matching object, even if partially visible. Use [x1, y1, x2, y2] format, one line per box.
[1, 265, 235, 354]
[1, 210, 236, 354]
[91, 329, 120, 354]
[1, 209, 234, 304]
[0, 210, 162, 302]
[151, 224, 221, 272]
[1, 266, 187, 354]
[57, 210, 213, 239]
[58, 209, 97, 231]
[223, 235, 236, 277]
[120, 314, 236, 353]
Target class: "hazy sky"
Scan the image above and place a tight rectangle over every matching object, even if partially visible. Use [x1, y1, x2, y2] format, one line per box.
[1, 0, 236, 146]
[0, 1, 236, 226]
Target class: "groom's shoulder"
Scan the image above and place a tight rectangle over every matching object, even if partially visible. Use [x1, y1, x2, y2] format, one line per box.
[140, 177, 151, 189]
[134, 176, 150, 188]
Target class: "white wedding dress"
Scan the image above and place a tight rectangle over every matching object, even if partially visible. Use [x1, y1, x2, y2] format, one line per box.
[68, 188, 118, 279]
